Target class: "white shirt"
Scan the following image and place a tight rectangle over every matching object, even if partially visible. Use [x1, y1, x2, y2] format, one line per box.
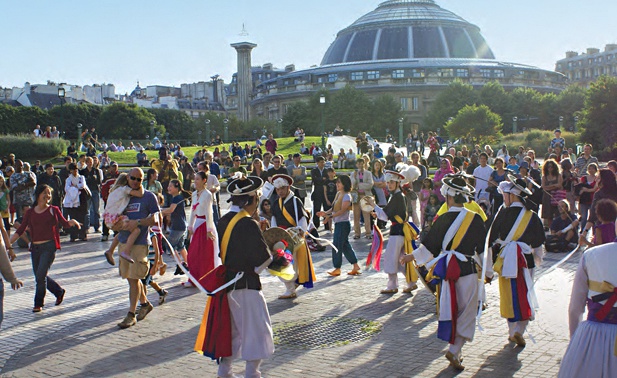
[473, 165, 494, 200]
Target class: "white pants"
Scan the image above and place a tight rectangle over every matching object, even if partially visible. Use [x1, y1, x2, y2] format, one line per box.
[218, 358, 262, 378]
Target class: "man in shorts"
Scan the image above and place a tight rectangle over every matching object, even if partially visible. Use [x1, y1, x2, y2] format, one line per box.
[116, 168, 161, 329]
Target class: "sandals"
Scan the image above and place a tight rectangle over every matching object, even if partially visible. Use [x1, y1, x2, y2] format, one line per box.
[327, 269, 341, 276]
[119, 251, 135, 264]
[104, 251, 115, 266]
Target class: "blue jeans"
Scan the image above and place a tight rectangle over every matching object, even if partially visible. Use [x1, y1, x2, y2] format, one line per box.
[212, 204, 220, 224]
[332, 221, 358, 269]
[30, 241, 63, 307]
[88, 191, 101, 231]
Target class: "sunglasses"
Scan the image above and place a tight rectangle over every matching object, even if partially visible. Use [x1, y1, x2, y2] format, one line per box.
[129, 175, 143, 182]
[234, 159, 240, 162]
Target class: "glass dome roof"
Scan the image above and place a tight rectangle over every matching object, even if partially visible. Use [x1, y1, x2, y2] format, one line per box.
[321, 0, 495, 65]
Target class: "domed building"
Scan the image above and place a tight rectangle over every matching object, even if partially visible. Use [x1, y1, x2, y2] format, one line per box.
[244, 0, 567, 132]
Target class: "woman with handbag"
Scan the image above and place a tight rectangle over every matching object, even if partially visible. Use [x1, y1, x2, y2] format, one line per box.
[63, 163, 89, 241]
[350, 158, 374, 239]
[541, 159, 564, 230]
[10, 184, 80, 312]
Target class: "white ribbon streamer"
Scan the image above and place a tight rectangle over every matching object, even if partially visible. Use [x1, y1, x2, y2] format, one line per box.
[160, 234, 244, 295]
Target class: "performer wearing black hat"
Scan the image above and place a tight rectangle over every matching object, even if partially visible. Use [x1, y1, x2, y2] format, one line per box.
[196, 174, 274, 378]
[489, 175, 545, 348]
[368, 170, 418, 294]
[401, 175, 489, 370]
[270, 174, 316, 299]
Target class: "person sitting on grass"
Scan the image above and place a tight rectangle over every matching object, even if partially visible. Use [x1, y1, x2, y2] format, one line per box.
[103, 173, 145, 265]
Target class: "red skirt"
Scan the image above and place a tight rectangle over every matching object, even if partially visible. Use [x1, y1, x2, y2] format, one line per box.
[187, 222, 217, 282]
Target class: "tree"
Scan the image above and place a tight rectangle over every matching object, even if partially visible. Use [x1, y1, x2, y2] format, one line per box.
[149, 108, 196, 140]
[555, 85, 586, 131]
[281, 102, 312, 136]
[325, 85, 372, 135]
[508, 87, 544, 130]
[424, 80, 478, 131]
[369, 95, 404, 137]
[579, 76, 617, 151]
[96, 103, 162, 140]
[446, 104, 502, 144]
[478, 81, 511, 130]
[0, 105, 50, 135]
[48, 103, 103, 139]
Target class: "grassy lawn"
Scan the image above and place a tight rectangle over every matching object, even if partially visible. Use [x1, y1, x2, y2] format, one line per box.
[105, 136, 323, 165]
[41, 136, 323, 166]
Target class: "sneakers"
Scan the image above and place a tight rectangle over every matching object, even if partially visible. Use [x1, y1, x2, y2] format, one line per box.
[136, 302, 154, 321]
[118, 312, 137, 329]
[32, 306, 43, 313]
[55, 289, 66, 306]
[101, 235, 109, 242]
[158, 290, 168, 305]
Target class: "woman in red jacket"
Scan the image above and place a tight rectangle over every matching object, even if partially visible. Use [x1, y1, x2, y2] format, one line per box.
[10, 184, 80, 312]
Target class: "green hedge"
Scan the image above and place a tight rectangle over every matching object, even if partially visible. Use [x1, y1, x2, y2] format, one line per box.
[0, 134, 68, 160]
[498, 130, 580, 156]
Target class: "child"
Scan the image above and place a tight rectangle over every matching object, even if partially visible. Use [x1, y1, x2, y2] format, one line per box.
[0, 176, 10, 231]
[506, 156, 520, 174]
[103, 173, 144, 265]
[143, 227, 168, 306]
[419, 178, 433, 225]
[423, 194, 441, 230]
[322, 168, 337, 232]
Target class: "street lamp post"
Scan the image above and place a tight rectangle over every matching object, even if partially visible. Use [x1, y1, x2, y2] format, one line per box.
[223, 118, 229, 143]
[277, 118, 283, 139]
[320, 95, 326, 150]
[198, 130, 202, 146]
[77, 123, 83, 149]
[513, 116, 518, 134]
[58, 88, 65, 136]
[398, 118, 404, 147]
[205, 119, 211, 146]
[150, 120, 155, 143]
[559, 116, 564, 130]
[574, 116, 579, 133]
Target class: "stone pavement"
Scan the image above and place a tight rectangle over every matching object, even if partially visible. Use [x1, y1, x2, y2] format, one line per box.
[0, 207, 579, 377]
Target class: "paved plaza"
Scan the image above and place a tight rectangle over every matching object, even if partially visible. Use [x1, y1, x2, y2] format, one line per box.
[0, 199, 578, 378]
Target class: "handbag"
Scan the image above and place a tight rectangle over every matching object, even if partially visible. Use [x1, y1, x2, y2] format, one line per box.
[550, 189, 567, 206]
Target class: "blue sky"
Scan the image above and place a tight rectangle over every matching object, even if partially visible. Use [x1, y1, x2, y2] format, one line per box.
[3, 0, 617, 94]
